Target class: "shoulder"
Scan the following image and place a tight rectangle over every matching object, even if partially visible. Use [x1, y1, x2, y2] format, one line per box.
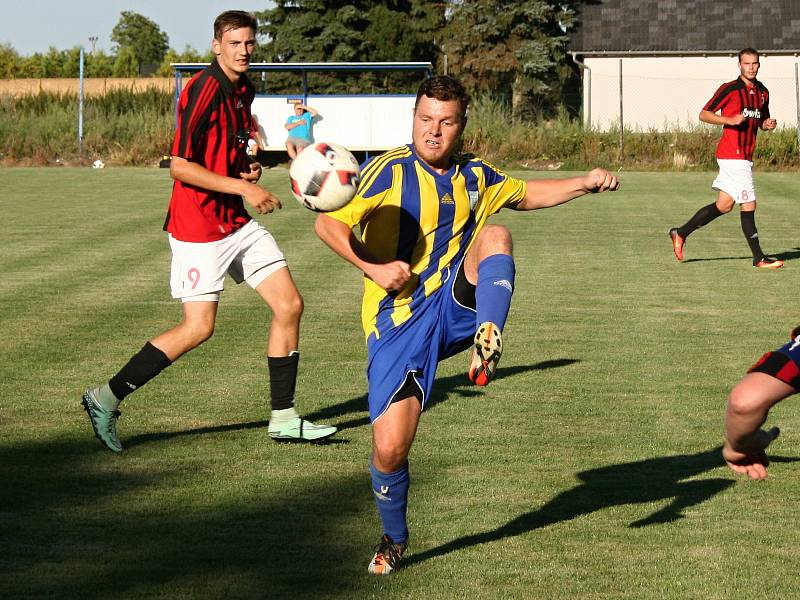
[358, 146, 414, 197]
[755, 80, 769, 93]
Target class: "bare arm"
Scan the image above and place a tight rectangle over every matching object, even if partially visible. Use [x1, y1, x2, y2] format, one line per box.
[169, 156, 280, 214]
[298, 104, 319, 118]
[314, 214, 411, 291]
[514, 168, 619, 211]
[699, 109, 744, 127]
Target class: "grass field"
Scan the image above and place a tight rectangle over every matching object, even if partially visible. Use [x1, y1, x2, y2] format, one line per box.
[2, 167, 800, 599]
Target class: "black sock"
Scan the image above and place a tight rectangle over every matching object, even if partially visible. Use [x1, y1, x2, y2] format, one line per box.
[108, 342, 172, 401]
[740, 211, 764, 261]
[268, 353, 299, 411]
[676, 202, 724, 238]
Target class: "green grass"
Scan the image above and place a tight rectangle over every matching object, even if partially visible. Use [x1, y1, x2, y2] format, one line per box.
[1, 167, 800, 598]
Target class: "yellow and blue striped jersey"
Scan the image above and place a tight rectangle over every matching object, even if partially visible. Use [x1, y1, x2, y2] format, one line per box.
[327, 144, 527, 342]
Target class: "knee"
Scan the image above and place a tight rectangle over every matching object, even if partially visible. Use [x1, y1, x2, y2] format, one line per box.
[727, 385, 766, 417]
[273, 290, 304, 323]
[476, 224, 513, 255]
[717, 201, 734, 214]
[372, 442, 409, 473]
[182, 320, 215, 348]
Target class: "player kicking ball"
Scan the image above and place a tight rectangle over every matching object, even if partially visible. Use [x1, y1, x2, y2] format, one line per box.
[722, 326, 800, 479]
[669, 48, 783, 268]
[81, 11, 336, 452]
[315, 75, 619, 574]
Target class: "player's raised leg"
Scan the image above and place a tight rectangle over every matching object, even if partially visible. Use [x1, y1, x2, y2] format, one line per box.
[464, 225, 515, 386]
[255, 268, 337, 442]
[82, 301, 217, 452]
[668, 191, 732, 262]
[367, 394, 420, 574]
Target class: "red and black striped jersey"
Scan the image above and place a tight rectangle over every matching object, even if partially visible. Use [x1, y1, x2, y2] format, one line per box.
[703, 77, 769, 162]
[165, 59, 255, 242]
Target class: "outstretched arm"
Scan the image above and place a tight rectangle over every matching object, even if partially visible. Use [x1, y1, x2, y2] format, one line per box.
[723, 372, 791, 480]
[514, 167, 619, 211]
[314, 214, 411, 292]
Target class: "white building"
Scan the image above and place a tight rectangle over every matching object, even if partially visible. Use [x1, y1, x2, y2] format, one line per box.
[569, 1, 800, 132]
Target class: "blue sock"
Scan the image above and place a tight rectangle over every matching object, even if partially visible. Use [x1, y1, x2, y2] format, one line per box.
[475, 254, 515, 330]
[369, 460, 410, 543]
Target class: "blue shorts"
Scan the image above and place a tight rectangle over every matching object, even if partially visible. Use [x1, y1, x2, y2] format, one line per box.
[366, 262, 477, 422]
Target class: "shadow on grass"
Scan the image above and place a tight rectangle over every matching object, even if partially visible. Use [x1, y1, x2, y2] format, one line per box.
[124, 358, 580, 446]
[0, 438, 369, 599]
[681, 248, 800, 265]
[406, 447, 800, 568]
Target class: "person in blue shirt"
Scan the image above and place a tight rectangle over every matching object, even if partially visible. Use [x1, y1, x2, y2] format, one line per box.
[285, 103, 319, 159]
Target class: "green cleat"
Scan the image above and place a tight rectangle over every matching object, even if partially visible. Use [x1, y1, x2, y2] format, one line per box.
[267, 417, 337, 443]
[81, 388, 123, 452]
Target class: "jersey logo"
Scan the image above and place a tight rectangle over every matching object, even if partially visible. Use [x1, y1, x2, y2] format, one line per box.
[468, 190, 480, 210]
[236, 99, 244, 109]
[742, 108, 761, 119]
[440, 193, 454, 205]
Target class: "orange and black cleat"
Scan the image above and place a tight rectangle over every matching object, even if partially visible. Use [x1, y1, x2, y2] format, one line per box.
[754, 256, 784, 269]
[668, 228, 685, 262]
[367, 534, 407, 575]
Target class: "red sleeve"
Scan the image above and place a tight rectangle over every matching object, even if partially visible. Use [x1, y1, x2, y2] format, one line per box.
[171, 75, 218, 161]
[703, 82, 733, 113]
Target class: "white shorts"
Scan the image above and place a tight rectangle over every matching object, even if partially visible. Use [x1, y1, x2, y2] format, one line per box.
[169, 219, 287, 302]
[712, 159, 756, 204]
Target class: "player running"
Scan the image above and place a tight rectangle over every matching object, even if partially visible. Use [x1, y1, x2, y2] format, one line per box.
[669, 48, 783, 268]
[81, 11, 337, 452]
[315, 75, 619, 574]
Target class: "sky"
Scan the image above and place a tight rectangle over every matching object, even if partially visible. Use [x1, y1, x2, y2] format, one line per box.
[1, 0, 273, 56]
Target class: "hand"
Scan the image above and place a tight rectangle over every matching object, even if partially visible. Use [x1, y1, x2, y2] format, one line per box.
[240, 162, 262, 183]
[241, 182, 281, 214]
[367, 261, 412, 292]
[728, 113, 746, 126]
[722, 426, 780, 480]
[582, 168, 619, 193]
[763, 118, 777, 130]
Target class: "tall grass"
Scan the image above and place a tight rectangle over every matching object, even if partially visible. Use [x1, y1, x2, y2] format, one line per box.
[0, 88, 173, 165]
[463, 94, 799, 170]
[0, 89, 797, 169]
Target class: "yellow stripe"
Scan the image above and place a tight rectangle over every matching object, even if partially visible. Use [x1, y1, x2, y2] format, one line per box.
[358, 146, 411, 194]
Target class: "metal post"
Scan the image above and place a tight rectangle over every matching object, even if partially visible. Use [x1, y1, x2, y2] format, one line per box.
[173, 69, 182, 127]
[569, 53, 591, 129]
[618, 58, 623, 157]
[78, 47, 84, 154]
[795, 62, 799, 158]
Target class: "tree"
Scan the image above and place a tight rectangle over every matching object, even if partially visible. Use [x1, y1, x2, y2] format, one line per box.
[113, 46, 139, 78]
[156, 45, 214, 77]
[111, 11, 169, 73]
[442, 1, 577, 119]
[86, 50, 115, 78]
[0, 44, 22, 79]
[254, 1, 444, 93]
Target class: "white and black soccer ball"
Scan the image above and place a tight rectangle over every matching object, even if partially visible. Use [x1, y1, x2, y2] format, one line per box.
[289, 142, 361, 212]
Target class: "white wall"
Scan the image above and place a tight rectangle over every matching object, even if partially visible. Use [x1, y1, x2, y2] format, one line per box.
[582, 55, 800, 131]
[252, 94, 416, 150]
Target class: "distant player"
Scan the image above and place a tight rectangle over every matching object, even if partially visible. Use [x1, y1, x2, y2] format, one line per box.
[723, 326, 800, 479]
[315, 75, 619, 574]
[80, 11, 337, 452]
[669, 48, 782, 268]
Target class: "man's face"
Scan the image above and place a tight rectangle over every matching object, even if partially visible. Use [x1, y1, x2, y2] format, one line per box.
[212, 26, 256, 81]
[739, 53, 760, 82]
[294, 105, 304, 116]
[412, 95, 465, 171]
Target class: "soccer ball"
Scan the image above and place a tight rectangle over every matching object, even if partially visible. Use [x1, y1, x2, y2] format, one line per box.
[289, 142, 361, 212]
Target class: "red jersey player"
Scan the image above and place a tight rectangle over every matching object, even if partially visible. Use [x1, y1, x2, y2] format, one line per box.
[669, 48, 782, 268]
[81, 11, 337, 452]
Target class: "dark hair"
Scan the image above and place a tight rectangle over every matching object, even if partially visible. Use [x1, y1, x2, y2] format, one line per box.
[738, 47, 759, 61]
[214, 11, 258, 40]
[415, 75, 470, 118]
